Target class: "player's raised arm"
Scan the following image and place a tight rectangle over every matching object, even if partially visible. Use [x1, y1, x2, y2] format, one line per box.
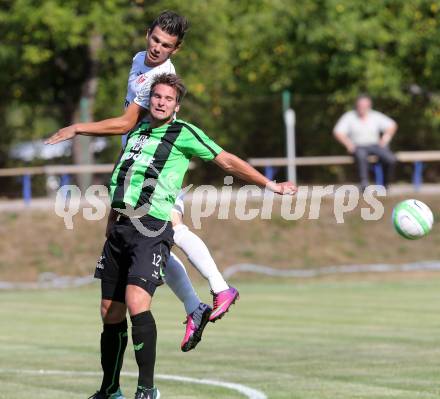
[213, 150, 297, 195]
[45, 102, 147, 145]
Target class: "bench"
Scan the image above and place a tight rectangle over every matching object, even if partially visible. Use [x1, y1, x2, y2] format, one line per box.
[248, 151, 440, 190]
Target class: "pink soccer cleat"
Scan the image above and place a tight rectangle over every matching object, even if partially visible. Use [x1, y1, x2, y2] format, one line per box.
[209, 286, 239, 322]
[181, 303, 212, 352]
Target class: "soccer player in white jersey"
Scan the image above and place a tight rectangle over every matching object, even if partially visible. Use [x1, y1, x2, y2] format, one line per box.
[47, 11, 237, 399]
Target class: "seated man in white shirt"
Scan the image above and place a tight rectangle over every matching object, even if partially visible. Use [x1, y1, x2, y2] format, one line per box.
[333, 94, 398, 191]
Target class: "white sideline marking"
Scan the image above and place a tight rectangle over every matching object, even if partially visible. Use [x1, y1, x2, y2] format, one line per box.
[2, 260, 440, 290]
[222, 260, 440, 279]
[0, 368, 267, 399]
[3, 260, 440, 290]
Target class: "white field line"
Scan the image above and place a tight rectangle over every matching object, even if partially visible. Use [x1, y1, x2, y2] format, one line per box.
[0, 274, 96, 290]
[1, 260, 440, 290]
[0, 368, 267, 399]
[222, 260, 440, 279]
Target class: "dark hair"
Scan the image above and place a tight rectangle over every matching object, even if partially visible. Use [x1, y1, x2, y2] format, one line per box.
[151, 73, 187, 103]
[148, 11, 189, 46]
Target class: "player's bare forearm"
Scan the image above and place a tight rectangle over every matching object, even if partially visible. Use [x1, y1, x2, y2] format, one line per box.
[45, 119, 127, 145]
[45, 103, 146, 145]
[78, 118, 134, 135]
[214, 151, 297, 195]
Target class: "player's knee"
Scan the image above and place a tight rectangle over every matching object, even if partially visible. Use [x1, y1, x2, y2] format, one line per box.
[125, 284, 152, 316]
[173, 223, 189, 246]
[101, 299, 126, 323]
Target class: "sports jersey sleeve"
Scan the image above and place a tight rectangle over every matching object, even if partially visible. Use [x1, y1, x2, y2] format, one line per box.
[179, 123, 223, 161]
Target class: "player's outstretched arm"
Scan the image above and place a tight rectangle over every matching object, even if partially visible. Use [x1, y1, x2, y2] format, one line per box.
[213, 150, 297, 195]
[45, 103, 147, 145]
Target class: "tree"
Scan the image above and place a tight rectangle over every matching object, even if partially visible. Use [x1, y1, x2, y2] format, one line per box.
[0, 0, 145, 166]
[1, 0, 439, 183]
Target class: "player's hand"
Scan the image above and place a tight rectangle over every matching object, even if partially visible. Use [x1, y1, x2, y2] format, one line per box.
[272, 181, 297, 195]
[45, 125, 77, 145]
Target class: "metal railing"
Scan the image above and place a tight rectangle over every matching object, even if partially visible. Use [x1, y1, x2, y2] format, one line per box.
[248, 151, 440, 190]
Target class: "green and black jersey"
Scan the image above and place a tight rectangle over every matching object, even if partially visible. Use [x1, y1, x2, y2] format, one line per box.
[109, 119, 223, 221]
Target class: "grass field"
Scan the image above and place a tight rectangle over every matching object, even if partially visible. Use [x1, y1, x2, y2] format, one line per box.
[1, 278, 440, 399]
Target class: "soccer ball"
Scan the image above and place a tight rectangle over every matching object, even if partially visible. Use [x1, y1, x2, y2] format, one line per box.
[392, 199, 434, 240]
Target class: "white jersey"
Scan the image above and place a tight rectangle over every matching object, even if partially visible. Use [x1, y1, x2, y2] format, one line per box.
[121, 51, 175, 146]
[124, 51, 175, 110]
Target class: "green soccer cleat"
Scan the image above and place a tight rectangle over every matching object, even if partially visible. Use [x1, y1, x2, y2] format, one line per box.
[88, 388, 126, 399]
[109, 389, 126, 399]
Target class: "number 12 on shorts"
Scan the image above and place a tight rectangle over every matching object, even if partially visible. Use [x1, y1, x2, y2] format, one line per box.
[152, 253, 162, 266]
[152, 253, 165, 278]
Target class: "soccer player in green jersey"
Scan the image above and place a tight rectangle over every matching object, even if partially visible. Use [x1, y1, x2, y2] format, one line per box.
[47, 73, 297, 399]
[50, 10, 239, 358]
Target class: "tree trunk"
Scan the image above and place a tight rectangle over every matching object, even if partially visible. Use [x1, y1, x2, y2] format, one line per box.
[72, 32, 103, 192]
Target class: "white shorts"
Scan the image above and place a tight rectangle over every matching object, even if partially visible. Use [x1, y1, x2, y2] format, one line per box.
[172, 191, 185, 215]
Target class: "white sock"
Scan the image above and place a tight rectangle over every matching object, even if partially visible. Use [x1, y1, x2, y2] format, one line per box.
[164, 252, 201, 315]
[173, 224, 229, 294]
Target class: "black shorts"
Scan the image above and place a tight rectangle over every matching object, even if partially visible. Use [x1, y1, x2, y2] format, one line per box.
[94, 214, 174, 302]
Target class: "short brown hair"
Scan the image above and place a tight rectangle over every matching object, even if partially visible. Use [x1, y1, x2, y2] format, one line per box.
[148, 11, 189, 46]
[150, 73, 187, 103]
